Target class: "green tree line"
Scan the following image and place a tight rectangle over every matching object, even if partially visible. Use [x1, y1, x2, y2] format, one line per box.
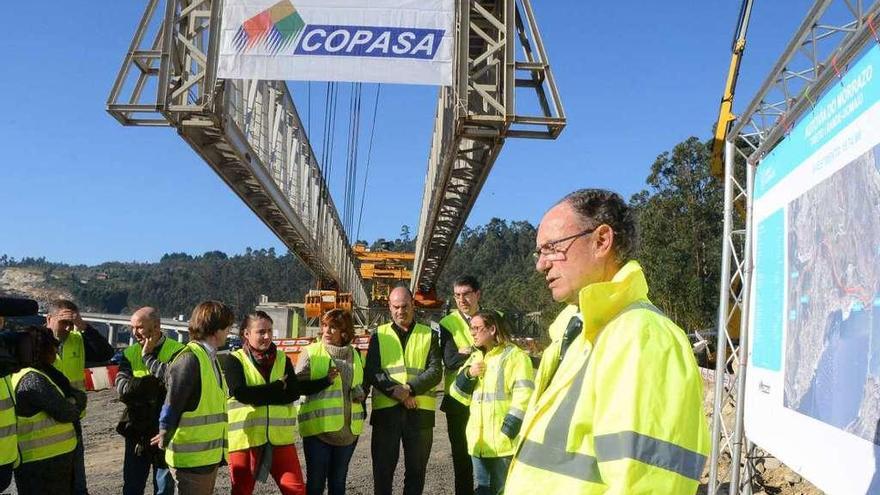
[1, 136, 722, 334]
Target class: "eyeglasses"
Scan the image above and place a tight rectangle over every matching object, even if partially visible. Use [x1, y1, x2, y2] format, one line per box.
[453, 290, 475, 300]
[532, 228, 596, 261]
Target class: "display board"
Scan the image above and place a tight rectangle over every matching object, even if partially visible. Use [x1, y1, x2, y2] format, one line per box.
[747, 44, 880, 494]
[218, 0, 454, 85]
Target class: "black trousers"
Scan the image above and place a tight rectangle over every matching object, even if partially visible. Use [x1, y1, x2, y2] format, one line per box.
[446, 411, 474, 495]
[371, 422, 433, 495]
[0, 461, 12, 493]
[14, 452, 74, 495]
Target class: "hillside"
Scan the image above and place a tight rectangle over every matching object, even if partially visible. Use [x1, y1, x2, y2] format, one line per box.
[1, 137, 725, 336]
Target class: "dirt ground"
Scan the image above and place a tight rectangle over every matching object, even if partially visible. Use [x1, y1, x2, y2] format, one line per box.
[698, 373, 822, 495]
[5, 379, 823, 495]
[8, 389, 455, 495]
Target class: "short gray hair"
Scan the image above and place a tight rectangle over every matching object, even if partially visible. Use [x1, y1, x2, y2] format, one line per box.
[559, 188, 637, 264]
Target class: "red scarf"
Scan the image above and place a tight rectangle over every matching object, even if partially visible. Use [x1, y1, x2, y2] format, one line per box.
[245, 341, 277, 382]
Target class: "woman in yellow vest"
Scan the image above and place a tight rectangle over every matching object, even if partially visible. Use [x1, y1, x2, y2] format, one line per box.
[295, 309, 366, 495]
[12, 326, 86, 495]
[220, 310, 334, 495]
[449, 312, 535, 495]
[152, 301, 232, 495]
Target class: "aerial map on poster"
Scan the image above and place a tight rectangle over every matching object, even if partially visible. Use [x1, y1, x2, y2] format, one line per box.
[746, 44, 880, 495]
[784, 147, 880, 441]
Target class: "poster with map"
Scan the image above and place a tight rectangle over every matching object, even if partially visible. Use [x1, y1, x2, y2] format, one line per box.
[746, 44, 880, 495]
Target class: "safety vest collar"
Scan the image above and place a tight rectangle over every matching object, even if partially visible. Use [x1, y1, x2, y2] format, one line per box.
[577, 260, 649, 342]
[526, 298, 663, 439]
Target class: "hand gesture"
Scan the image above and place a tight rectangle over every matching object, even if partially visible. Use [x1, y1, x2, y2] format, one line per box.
[468, 361, 486, 378]
[390, 384, 411, 402]
[73, 312, 87, 332]
[56, 309, 78, 325]
[327, 367, 340, 382]
[403, 396, 418, 409]
[150, 430, 167, 449]
[142, 333, 161, 356]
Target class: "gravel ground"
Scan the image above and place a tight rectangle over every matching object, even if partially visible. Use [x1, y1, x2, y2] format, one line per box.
[5, 378, 821, 495]
[7, 389, 455, 495]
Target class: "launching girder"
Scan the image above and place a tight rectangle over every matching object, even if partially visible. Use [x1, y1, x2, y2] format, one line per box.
[106, 0, 368, 306]
[412, 0, 565, 296]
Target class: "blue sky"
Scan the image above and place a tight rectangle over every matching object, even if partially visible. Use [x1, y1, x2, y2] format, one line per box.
[0, 1, 811, 265]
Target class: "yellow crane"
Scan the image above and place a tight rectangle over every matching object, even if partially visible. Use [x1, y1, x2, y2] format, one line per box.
[711, 0, 754, 178]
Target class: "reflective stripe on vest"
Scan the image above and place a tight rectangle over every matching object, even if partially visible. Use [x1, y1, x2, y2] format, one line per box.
[297, 342, 365, 437]
[226, 348, 296, 451]
[11, 368, 77, 464]
[450, 344, 535, 457]
[372, 323, 435, 412]
[0, 377, 18, 466]
[439, 311, 474, 394]
[124, 338, 185, 378]
[514, 302, 707, 484]
[165, 342, 228, 468]
[54, 331, 85, 391]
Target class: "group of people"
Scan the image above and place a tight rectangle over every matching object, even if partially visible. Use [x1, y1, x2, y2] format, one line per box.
[1, 187, 712, 495]
[0, 299, 115, 493]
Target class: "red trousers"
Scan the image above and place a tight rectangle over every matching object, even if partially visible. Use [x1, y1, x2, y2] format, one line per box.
[228, 444, 306, 495]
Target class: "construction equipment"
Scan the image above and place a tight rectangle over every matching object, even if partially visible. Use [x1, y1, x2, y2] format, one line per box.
[304, 290, 352, 319]
[352, 243, 416, 306]
[710, 0, 754, 178]
[106, 0, 564, 316]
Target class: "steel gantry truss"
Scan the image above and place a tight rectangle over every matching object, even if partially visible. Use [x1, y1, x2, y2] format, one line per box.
[108, 0, 564, 308]
[412, 0, 565, 298]
[107, 0, 369, 306]
[708, 2, 880, 494]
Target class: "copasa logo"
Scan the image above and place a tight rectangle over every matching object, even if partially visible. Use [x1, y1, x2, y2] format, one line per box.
[233, 1, 305, 54]
[234, 0, 444, 60]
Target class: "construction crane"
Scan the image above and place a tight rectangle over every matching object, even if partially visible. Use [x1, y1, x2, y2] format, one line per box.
[710, 0, 754, 178]
[106, 0, 565, 317]
[352, 243, 416, 306]
[707, 0, 754, 346]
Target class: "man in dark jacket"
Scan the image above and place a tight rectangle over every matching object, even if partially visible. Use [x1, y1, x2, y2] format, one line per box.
[46, 299, 115, 495]
[365, 286, 442, 495]
[115, 307, 184, 495]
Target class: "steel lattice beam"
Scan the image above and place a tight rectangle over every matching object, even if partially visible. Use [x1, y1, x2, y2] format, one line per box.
[412, 0, 565, 295]
[708, 2, 880, 494]
[106, 0, 368, 306]
[730, 0, 880, 163]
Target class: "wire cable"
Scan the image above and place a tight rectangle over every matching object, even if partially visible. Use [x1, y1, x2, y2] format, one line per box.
[355, 83, 382, 242]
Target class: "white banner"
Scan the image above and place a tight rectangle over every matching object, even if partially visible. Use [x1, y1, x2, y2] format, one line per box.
[217, 0, 454, 85]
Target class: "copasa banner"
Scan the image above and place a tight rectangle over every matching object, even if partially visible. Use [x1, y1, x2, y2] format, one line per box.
[217, 0, 454, 85]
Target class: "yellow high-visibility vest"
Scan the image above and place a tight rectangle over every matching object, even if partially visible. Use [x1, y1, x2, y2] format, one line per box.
[124, 337, 185, 378]
[53, 330, 85, 391]
[11, 368, 77, 464]
[449, 343, 534, 457]
[226, 348, 297, 452]
[298, 342, 365, 437]
[0, 376, 18, 467]
[372, 323, 435, 412]
[165, 342, 228, 468]
[506, 261, 710, 495]
[439, 310, 475, 395]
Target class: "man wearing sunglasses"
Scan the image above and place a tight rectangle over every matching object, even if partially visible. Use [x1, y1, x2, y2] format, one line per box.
[505, 189, 710, 495]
